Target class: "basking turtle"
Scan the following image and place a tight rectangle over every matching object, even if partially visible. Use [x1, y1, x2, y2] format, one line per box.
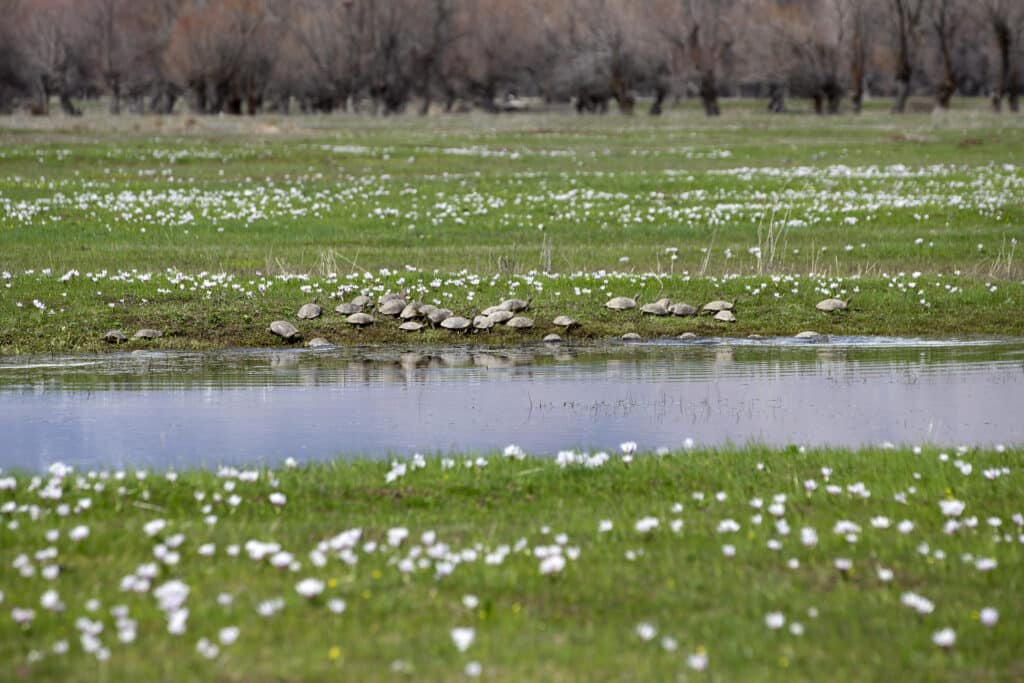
[351, 295, 372, 308]
[306, 337, 332, 348]
[297, 303, 322, 320]
[104, 330, 128, 344]
[606, 296, 637, 311]
[713, 310, 737, 323]
[418, 304, 439, 318]
[487, 310, 514, 324]
[816, 298, 849, 312]
[473, 315, 495, 331]
[640, 301, 670, 316]
[335, 302, 362, 315]
[552, 315, 578, 328]
[440, 316, 471, 332]
[269, 321, 300, 342]
[670, 303, 697, 317]
[399, 303, 422, 320]
[543, 333, 563, 343]
[133, 329, 163, 340]
[398, 321, 425, 332]
[378, 292, 404, 306]
[795, 330, 825, 341]
[500, 298, 532, 313]
[621, 332, 642, 341]
[426, 307, 453, 326]
[378, 299, 406, 317]
[702, 300, 734, 314]
[678, 332, 698, 340]
[481, 305, 504, 316]
[506, 316, 534, 330]
[346, 313, 374, 327]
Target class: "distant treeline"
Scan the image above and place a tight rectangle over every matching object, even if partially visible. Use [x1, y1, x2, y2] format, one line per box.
[0, 0, 1021, 117]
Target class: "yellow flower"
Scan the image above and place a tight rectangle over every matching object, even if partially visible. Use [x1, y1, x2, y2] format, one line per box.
[328, 646, 342, 661]
[327, 578, 338, 588]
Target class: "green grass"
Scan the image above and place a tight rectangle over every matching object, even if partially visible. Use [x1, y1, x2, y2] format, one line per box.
[1, 446, 1021, 681]
[1, 101, 1023, 353]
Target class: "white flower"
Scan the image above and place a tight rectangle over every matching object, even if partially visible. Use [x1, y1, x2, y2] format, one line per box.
[687, 651, 708, 671]
[269, 492, 286, 506]
[877, 567, 894, 582]
[765, 612, 785, 629]
[939, 499, 965, 517]
[40, 590, 63, 611]
[598, 520, 613, 533]
[69, 525, 90, 542]
[661, 636, 678, 651]
[387, 527, 409, 547]
[722, 544, 736, 557]
[980, 607, 998, 627]
[635, 622, 657, 641]
[539, 555, 566, 575]
[451, 627, 475, 652]
[328, 599, 347, 614]
[462, 595, 479, 610]
[219, 626, 240, 645]
[154, 580, 190, 612]
[295, 578, 324, 598]
[635, 517, 659, 534]
[464, 661, 482, 677]
[620, 441, 637, 455]
[717, 519, 740, 534]
[144, 519, 167, 537]
[503, 444, 525, 460]
[932, 628, 955, 648]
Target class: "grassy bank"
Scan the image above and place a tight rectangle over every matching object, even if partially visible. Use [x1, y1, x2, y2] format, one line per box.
[1, 446, 1021, 681]
[2, 103, 1023, 353]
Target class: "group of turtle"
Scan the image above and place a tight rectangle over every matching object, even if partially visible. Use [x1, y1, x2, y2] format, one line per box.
[605, 296, 737, 322]
[269, 294, 584, 344]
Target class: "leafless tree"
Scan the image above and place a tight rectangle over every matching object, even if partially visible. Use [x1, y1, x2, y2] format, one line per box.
[984, 0, 1024, 112]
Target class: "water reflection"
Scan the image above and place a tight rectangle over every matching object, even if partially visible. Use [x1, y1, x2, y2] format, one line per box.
[0, 337, 1022, 470]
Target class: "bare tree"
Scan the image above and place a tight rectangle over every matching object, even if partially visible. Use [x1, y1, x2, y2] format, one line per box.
[890, 0, 925, 113]
[924, 0, 973, 110]
[660, 0, 736, 116]
[984, 0, 1024, 112]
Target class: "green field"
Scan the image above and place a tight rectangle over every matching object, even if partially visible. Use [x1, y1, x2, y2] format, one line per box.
[1, 446, 1021, 681]
[1, 101, 1023, 353]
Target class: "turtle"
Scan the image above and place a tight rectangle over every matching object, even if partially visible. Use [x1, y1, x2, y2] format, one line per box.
[297, 303, 322, 320]
[351, 295, 372, 308]
[346, 313, 374, 327]
[506, 316, 534, 330]
[378, 299, 406, 317]
[306, 337, 332, 348]
[399, 303, 422, 319]
[543, 333, 564, 343]
[398, 321, 425, 332]
[487, 310, 514, 324]
[500, 298, 531, 313]
[552, 315, 578, 328]
[133, 329, 163, 340]
[418, 303, 439, 317]
[378, 292, 404, 306]
[713, 310, 737, 323]
[440, 316, 471, 331]
[795, 330, 825, 341]
[481, 305, 504, 316]
[677, 332, 698, 340]
[816, 298, 849, 312]
[621, 332, 642, 341]
[335, 302, 362, 315]
[640, 301, 670, 316]
[103, 330, 128, 344]
[269, 320, 301, 342]
[606, 296, 637, 311]
[670, 303, 698, 317]
[473, 315, 495, 331]
[702, 300, 734, 314]
[427, 308, 453, 325]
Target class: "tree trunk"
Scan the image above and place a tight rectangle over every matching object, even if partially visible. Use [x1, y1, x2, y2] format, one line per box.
[699, 71, 720, 116]
[767, 83, 785, 113]
[892, 76, 911, 113]
[108, 76, 121, 115]
[648, 85, 666, 116]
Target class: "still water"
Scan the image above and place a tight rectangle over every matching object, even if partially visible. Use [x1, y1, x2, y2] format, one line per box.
[1, 337, 1022, 470]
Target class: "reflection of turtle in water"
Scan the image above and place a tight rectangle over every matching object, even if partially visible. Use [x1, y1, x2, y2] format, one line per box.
[816, 298, 850, 312]
[606, 296, 637, 311]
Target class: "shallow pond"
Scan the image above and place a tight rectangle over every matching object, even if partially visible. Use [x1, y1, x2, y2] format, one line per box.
[1, 337, 1022, 470]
